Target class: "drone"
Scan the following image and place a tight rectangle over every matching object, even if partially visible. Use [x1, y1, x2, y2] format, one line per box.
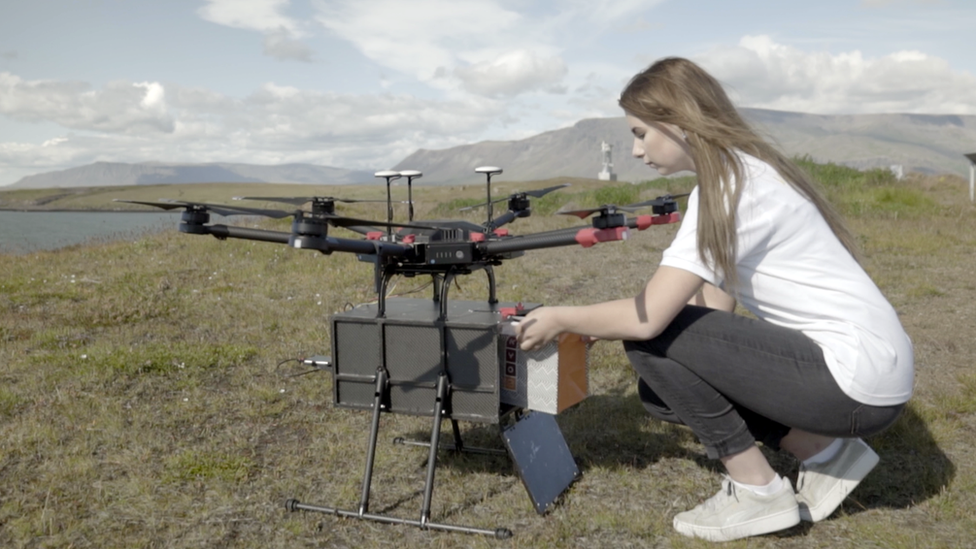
[116, 167, 686, 538]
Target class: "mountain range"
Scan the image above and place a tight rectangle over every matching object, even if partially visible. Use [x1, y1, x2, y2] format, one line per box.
[8, 161, 375, 189]
[7, 109, 976, 189]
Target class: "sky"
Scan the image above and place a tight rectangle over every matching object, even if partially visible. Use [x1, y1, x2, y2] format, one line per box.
[0, 0, 974, 186]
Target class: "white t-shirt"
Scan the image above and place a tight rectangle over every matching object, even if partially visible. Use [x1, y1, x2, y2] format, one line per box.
[660, 154, 914, 406]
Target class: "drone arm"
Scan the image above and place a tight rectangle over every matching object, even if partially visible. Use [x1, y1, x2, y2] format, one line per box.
[479, 226, 630, 255]
[487, 210, 520, 230]
[203, 224, 292, 244]
[518, 211, 682, 238]
[192, 224, 409, 257]
[323, 237, 410, 257]
[633, 212, 681, 230]
[479, 210, 683, 255]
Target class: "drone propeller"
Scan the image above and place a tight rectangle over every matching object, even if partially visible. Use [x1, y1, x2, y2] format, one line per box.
[209, 203, 440, 231]
[624, 192, 691, 209]
[556, 193, 690, 220]
[113, 199, 262, 217]
[233, 196, 406, 206]
[459, 183, 570, 211]
[557, 204, 631, 220]
[115, 198, 428, 231]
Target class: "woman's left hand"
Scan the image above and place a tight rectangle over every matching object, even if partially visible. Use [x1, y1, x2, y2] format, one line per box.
[514, 307, 566, 351]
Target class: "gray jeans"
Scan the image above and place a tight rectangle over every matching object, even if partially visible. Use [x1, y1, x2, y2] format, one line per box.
[623, 305, 904, 460]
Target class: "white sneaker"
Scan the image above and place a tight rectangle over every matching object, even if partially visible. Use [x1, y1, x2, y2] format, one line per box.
[673, 476, 801, 542]
[795, 438, 879, 522]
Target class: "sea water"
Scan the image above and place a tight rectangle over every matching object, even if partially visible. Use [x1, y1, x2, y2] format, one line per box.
[0, 211, 182, 254]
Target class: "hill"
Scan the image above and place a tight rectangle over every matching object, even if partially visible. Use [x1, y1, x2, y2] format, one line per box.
[394, 109, 976, 184]
[8, 109, 976, 189]
[8, 161, 375, 189]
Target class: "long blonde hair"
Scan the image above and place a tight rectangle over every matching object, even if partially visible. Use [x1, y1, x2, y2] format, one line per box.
[619, 57, 859, 290]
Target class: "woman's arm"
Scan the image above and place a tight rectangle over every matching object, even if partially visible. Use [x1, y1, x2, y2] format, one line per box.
[689, 282, 736, 312]
[515, 266, 705, 350]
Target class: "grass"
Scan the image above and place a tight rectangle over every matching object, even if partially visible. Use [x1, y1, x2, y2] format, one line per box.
[1, 165, 975, 548]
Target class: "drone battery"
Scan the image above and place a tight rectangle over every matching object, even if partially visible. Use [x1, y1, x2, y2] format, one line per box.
[422, 241, 476, 265]
[330, 298, 540, 423]
[498, 324, 589, 415]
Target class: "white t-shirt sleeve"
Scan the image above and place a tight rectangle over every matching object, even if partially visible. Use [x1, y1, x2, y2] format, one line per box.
[660, 179, 775, 290]
[660, 187, 721, 286]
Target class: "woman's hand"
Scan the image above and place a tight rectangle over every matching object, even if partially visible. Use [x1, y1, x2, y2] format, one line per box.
[511, 267, 705, 350]
[514, 307, 567, 351]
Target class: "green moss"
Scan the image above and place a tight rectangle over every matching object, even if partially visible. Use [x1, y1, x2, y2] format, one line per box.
[947, 372, 976, 414]
[0, 387, 23, 417]
[634, 174, 696, 195]
[163, 450, 255, 484]
[531, 192, 573, 215]
[869, 186, 939, 214]
[588, 184, 641, 207]
[907, 283, 946, 299]
[431, 197, 484, 216]
[33, 342, 257, 376]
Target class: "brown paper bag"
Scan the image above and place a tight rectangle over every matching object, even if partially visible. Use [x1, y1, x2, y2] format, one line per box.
[499, 325, 589, 414]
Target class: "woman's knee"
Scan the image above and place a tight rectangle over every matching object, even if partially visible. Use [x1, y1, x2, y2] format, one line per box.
[851, 403, 905, 437]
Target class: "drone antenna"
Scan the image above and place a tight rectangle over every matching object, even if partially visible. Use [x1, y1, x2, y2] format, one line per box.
[475, 166, 502, 233]
[374, 170, 402, 237]
[399, 170, 422, 222]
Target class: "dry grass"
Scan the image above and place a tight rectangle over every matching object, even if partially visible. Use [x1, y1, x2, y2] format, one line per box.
[1, 166, 975, 548]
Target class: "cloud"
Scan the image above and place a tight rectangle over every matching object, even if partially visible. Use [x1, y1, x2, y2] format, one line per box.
[5, 1, 975, 187]
[0, 73, 175, 134]
[860, 0, 943, 6]
[312, 0, 659, 99]
[563, 72, 621, 121]
[698, 35, 976, 114]
[1, 50, 17, 61]
[199, 0, 314, 62]
[0, 72, 507, 181]
[198, 0, 303, 34]
[568, 0, 667, 27]
[263, 27, 314, 62]
[455, 50, 568, 97]
[618, 16, 663, 34]
[315, 0, 524, 81]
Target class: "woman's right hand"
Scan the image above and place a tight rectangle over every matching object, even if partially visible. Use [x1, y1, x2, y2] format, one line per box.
[514, 307, 567, 351]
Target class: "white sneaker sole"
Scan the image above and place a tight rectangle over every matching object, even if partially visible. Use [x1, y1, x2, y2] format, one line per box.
[674, 506, 801, 542]
[798, 446, 880, 522]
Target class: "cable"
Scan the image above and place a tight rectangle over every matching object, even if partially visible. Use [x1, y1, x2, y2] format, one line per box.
[274, 357, 324, 378]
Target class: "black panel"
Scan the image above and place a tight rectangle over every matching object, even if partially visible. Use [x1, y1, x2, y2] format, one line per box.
[329, 298, 539, 422]
[334, 379, 375, 410]
[386, 324, 441, 383]
[502, 411, 580, 515]
[333, 320, 380, 376]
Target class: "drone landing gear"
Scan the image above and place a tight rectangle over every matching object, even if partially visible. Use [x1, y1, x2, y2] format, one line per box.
[393, 418, 506, 457]
[285, 370, 514, 539]
[394, 408, 581, 516]
[285, 363, 579, 538]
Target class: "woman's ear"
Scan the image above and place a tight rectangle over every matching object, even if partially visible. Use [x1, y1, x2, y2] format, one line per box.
[654, 122, 685, 142]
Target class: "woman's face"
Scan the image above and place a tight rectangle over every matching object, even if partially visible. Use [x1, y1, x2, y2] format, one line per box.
[626, 114, 695, 175]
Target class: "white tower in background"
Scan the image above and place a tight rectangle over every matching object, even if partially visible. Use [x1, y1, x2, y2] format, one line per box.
[598, 141, 617, 181]
[889, 165, 904, 181]
[966, 153, 976, 202]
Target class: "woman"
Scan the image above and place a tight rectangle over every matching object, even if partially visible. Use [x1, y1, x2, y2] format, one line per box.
[515, 57, 913, 542]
